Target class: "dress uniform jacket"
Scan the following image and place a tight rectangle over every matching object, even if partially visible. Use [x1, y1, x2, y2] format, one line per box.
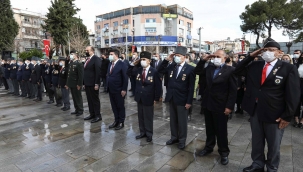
[51, 65, 60, 87]
[17, 65, 23, 81]
[234, 55, 300, 123]
[9, 64, 18, 79]
[58, 66, 68, 87]
[30, 64, 41, 84]
[4, 64, 11, 79]
[158, 60, 195, 106]
[44, 65, 52, 83]
[135, 67, 162, 106]
[195, 60, 238, 113]
[66, 60, 83, 88]
[22, 64, 32, 81]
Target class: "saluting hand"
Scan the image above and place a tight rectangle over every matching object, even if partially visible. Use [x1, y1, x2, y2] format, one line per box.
[224, 108, 232, 115]
[250, 48, 264, 57]
[166, 53, 175, 61]
[276, 118, 289, 129]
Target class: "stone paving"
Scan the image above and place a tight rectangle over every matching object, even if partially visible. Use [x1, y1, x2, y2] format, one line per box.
[0, 86, 303, 172]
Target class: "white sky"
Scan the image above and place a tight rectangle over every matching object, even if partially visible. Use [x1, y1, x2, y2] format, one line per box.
[11, 0, 290, 43]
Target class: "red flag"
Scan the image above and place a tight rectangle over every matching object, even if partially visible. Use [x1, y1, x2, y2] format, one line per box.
[43, 39, 50, 57]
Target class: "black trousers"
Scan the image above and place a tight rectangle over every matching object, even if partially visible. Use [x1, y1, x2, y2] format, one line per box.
[101, 77, 107, 91]
[169, 100, 188, 144]
[46, 83, 54, 101]
[204, 108, 230, 157]
[24, 80, 32, 97]
[2, 77, 8, 90]
[19, 81, 26, 96]
[137, 102, 154, 137]
[12, 79, 19, 95]
[109, 90, 125, 123]
[70, 87, 83, 113]
[130, 76, 136, 95]
[54, 86, 62, 104]
[85, 86, 101, 118]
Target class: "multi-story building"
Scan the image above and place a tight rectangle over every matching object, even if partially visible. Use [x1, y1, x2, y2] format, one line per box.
[94, 4, 193, 56]
[13, 8, 47, 53]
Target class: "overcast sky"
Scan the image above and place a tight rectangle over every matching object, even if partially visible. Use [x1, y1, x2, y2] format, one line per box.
[11, 0, 290, 43]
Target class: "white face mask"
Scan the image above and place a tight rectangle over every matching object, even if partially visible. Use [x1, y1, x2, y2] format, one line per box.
[293, 54, 300, 58]
[132, 55, 136, 58]
[109, 55, 114, 62]
[262, 51, 276, 62]
[213, 58, 222, 67]
[210, 59, 214, 63]
[140, 60, 148, 68]
[174, 56, 181, 64]
[70, 55, 74, 60]
[239, 59, 243, 62]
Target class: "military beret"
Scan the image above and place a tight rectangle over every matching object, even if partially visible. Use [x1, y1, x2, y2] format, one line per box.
[263, 38, 280, 50]
[140, 51, 151, 59]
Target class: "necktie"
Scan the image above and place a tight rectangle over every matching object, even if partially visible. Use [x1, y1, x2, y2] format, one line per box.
[84, 58, 90, 68]
[60, 67, 64, 73]
[173, 65, 180, 78]
[261, 63, 270, 85]
[110, 63, 114, 74]
[142, 69, 146, 83]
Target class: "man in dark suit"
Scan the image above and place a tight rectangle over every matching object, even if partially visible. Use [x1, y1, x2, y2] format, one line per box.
[83, 46, 102, 123]
[17, 59, 25, 97]
[22, 58, 33, 98]
[158, 46, 195, 149]
[4, 58, 14, 94]
[120, 53, 129, 66]
[100, 54, 109, 93]
[151, 53, 163, 101]
[107, 49, 128, 130]
[234, 38, 300, 172]
[66, 51, 84, 116]
[44, 59, 54, 104]
[58, 57, 70, 111]
[30, 57, 42, 101]
[194, 49, 238, 165]
[9, 57, 19, 96]
[129, 52, 140, 97]
[134, 51, 162, 142]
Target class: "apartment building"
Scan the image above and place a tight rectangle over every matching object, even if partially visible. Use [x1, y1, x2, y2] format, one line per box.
[94, 4, 194, 56]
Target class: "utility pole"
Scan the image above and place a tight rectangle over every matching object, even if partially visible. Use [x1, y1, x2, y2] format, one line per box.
[125, 25, 128, 57]
[197, 27, 203, 57]
[68, 31, 70, 54]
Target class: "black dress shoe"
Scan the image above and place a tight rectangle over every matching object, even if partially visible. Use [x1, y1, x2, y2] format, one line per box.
[136, 134, 147, 139]
[243, 165, 264, 172]
[91, 117, 101, 123]
[197, 149, 212, 157]
[109, 121, 118, 129]
[71, 111, 78, 115]
[146, 137, 152, 142]
[63, 107, 70, 111]
[115, 123, 124, 130]
[61, 107, 66, 110]
[221, 156, 229, 165]
[47, 100, 54, 104]
[84, 116, 94, 120]
[56, 104, 63, 107]
[178, 143, 185, 149]
[166, 139, 179, 145]
[76, 112, 83, 116]
[293, 122, 299, 128]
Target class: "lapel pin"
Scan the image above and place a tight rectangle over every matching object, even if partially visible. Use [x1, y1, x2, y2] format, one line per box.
[219, 73, 222, 75]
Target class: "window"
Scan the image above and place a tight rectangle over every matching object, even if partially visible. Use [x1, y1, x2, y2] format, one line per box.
[104, 31, 109, 36]
[179, 37, 184, 42]
[145, 18, 156, 23]
[97, 25, 101, 29]
[113, 21, 118, 27]
[145, 27, 156, 33]
[104, 23, 109, 28]
[187, 22, 191, 29]
[113, 30, 118, 35]
[178, 28, 184, 35]
[187, 30, 191, 36]
[142, 6, 161, 13]
[24, 16, 30, 23]
[146, 36, 156, 41]
[179, 20, 184, 25]
[105, 39, 109, 44]
[123, 19, 129, 24]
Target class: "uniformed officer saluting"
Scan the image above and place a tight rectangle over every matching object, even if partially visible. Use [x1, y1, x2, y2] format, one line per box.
[158, 46, 195, 149]
[134, 51, 162, 142]
[66, 51, 84, 116]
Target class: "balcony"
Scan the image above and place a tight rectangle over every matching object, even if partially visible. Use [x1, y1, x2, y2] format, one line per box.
[113, 26, 118, 30]
[144, 23, 157, 28]
[21, 21, 41, 29]
[23, 34, 41, 40]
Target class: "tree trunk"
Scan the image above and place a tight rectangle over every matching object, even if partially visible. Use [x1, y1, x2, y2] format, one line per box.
[62, 45, 66, 57]
[256, 32, 261, 48]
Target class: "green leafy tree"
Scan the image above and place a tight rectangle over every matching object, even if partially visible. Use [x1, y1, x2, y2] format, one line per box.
[0, 0, 19, 53]
[19, 49, 43, 60]
[43, 0, 79, 56]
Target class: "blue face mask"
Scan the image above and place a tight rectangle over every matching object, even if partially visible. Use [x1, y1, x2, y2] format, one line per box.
[59, 62, 63, 66]
[109, 55, 114, 62]
[174, 56, 181, 64]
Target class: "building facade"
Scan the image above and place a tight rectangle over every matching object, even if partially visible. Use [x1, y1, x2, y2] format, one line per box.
[13, 8, 47, 54]
[94, 4, 193, 56]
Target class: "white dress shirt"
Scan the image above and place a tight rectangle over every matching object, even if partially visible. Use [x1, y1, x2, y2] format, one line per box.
[264, 59, 278, 77]
[298, 64, 303, 78]
[142, 65, 150, 79]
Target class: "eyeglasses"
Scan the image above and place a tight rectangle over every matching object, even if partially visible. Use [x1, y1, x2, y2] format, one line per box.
[263, 48, 278, 52]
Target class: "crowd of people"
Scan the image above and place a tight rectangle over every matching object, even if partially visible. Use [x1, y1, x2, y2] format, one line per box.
[0, 38, 302, 171]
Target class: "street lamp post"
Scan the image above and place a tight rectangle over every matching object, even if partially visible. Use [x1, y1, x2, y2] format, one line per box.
[197, 27, 203, 57]
[157, 35, 162, 54]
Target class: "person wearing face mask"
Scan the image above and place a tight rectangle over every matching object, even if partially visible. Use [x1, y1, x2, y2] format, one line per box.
[16, 59, 25, 97]
[292, 49, 301, 65]
[232, 54, 239, 67]
[281, 54, 293, 64]
[30, 57, 42, 101]
[44, 59, 54, 104]
[235, 38, 300, 172]
[151, 53, 163, 101]
[4, 58, 14, 94]
[197, 53, 210, 112]
[21, 58, 33, 98]
[57, 57, 70, 111]
[158, 46, 195, 150]
[40, 59, 48, 95]
[51, 59, 63, 107]
[128, 52, 140, 97]
[83, 46, 102, 123]
[9, 58, 19, 96]
[194, 50, 237, 165]
[120, 53, 129, 66]
[66, 51, 84, 116]
[134, 51, 161, 142]
[100, 54, 109, 93]
[107, 49, 128, 130]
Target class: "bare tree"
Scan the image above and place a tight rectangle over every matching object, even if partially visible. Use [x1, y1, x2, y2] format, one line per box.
[145, 46, 157, 53]
[70, 26, 88, 55]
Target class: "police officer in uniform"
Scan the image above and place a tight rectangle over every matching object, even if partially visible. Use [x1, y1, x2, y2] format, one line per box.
[134, 51, 162, 142]
[9, 57, 19, 96]
[158, 46, 195, 149]
[66, 51, 84, 116]
[58, 57, 70, 111]
[30, 57, 42, 101]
